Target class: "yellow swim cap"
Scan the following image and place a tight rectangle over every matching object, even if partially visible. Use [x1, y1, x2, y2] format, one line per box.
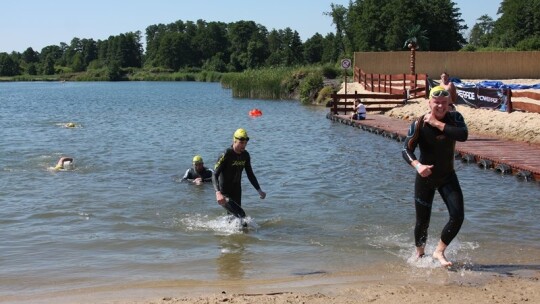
[429, 86, 450, 98]
[233, 128, 249, 141]
[192, 155, 203, 163]
[66, 122, 76, 128]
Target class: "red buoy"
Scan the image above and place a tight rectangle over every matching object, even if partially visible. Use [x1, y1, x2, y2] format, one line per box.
[249, 108, 263, 117]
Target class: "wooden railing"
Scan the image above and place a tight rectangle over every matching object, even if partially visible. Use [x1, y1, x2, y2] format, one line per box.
[355, 67, 428, 99]
[352, 66, 540, 114]
[328, 91, 407, 115]
[508, 90, 540, 114]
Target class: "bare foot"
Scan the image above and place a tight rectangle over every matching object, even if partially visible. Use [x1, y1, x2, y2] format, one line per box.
[433, 250, 453, 267]
[416, 247, 425, 259]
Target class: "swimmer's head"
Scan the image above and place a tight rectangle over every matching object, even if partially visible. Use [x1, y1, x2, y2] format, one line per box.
[66, 122, 76, 128]
[192, 155, 203, 164]
[429, 86, 450, 99]
[233, 128, 249, 142]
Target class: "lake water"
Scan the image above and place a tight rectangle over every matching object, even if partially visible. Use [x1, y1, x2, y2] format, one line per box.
[1, 81, 539, 301]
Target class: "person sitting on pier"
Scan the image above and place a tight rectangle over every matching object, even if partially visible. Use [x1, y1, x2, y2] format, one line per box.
[352, 99, 367, 120]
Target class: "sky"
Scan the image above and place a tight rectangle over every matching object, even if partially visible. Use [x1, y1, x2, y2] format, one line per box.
[0, 0, 501, 53]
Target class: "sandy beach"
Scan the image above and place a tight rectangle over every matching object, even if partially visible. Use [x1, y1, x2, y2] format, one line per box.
[20, 265, 540, 304]
[344, 79, 540, 145]
[132, 275, 540, 304]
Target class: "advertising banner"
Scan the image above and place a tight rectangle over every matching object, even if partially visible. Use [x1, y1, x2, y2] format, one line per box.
[428, 79, 508, 110]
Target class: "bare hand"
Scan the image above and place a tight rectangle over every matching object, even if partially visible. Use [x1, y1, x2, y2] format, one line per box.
[417, 164, 434, 177]
[216, 191, 226, 205]
[423, 113, 438, 126]
[258, 190, 266, 199]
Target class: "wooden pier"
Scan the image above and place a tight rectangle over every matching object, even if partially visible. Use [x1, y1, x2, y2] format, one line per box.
[327, 113, 540, 182]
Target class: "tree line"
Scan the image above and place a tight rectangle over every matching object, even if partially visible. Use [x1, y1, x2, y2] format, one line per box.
[0, 19, 341, 78]
[1, 0, 538, 78]
[467, 0, 540, 50]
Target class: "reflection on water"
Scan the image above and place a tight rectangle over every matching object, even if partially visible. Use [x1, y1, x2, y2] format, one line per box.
[217, 235, 249, 280]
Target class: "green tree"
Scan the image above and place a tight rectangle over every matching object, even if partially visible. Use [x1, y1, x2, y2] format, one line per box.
[321, 33, 339, 63]
[265, 29, 283, 66]
[423, 0, 467, 50]
[403, 24, 428, 74]
[468, 15, 495, 47]
[81, 38, 98, 66]
[42, 54, 56, 75]
[325, 3, 349, 55]
[491, 0, 540, 48]
[64, 38, 82, 68]
[0, 52, 20, 76]
[192, 20, 230, 66]
[343, 0, 465, 51]
[303, 33, 324, 64]
[345, 0, 387, 51]
[22, 47, 39, 63]
[71, 52, 85, 72]
[227, 21, 267, 71]
[107, 61, 122, 81]
[27, 63, 37, 75]
[40, 45, 63, 66]
[281, 28, 304, 66]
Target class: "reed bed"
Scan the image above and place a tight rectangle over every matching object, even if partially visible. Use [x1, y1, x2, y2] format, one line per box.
[220, 67, 294, 99]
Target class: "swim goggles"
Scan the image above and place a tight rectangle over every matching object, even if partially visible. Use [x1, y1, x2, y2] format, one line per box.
[430, 89, 450, 98]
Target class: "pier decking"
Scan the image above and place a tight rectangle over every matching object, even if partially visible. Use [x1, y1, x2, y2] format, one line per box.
[327, 113, 540, 182]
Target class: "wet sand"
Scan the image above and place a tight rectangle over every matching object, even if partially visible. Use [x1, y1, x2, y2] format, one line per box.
[16, 264, 539, 304]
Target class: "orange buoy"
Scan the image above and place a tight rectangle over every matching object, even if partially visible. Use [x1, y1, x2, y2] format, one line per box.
[249, 108, 262, 117]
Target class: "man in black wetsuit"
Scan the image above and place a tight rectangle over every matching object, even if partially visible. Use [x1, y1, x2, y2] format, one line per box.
[212, 128, 266, 209]
[182, 155, 213, 185]
[402, 86, 468, 267]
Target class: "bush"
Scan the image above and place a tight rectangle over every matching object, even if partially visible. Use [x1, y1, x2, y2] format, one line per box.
[460, 44, 477, 52]
[515, 36, 540, 51]
[299, 72, 323, 104]
[315, 86, 335, 105]
[321, 64, 339, 79]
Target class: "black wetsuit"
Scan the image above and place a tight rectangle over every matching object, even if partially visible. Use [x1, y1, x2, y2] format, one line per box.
[212, 146, 261, 206]
[182, 167, 213, 182]
[402, 112, 468, 247]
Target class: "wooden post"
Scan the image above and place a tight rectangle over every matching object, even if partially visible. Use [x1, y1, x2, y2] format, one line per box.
[506, 88, 513, 113]
[344, 70, 348, 105]
[332, 91, 338, 115]
[425, 74, 429, 99]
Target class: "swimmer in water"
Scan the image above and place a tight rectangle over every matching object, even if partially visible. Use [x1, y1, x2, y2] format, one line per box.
[182, 155, 213, 185]
[53, 157, 74, 171]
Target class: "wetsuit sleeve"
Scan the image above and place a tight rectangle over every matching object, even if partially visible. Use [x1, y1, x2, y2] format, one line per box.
[244, 153, 261, 191]
[182, 169, 191, 180]
[402, 119, 420, 165]
[202, 168, 214, 182]
[443, 112, 468, 142]
[212, 152, 226, 192]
